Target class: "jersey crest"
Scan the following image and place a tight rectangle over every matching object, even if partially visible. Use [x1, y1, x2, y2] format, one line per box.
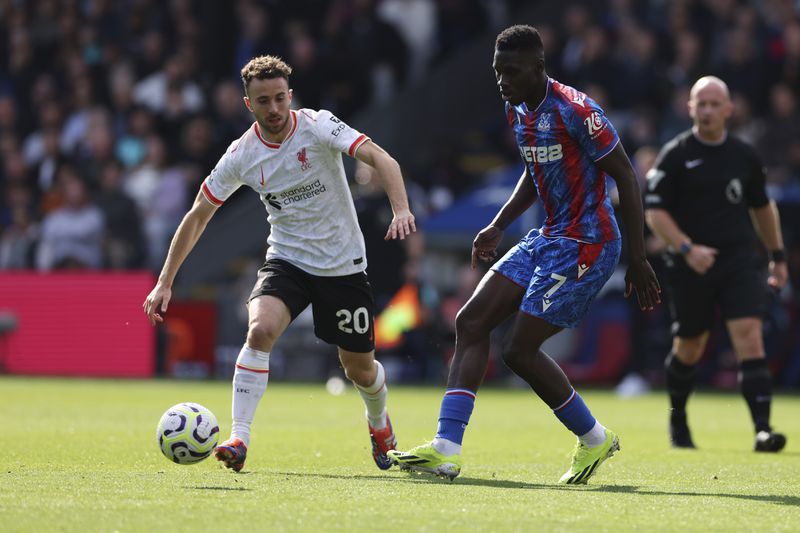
[537, 113, 551, 132]
[297, 147, 311, 171]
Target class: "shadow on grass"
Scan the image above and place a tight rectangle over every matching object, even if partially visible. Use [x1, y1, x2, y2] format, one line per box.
[274, 471, 800, 506]
[185, 486, 251, 491]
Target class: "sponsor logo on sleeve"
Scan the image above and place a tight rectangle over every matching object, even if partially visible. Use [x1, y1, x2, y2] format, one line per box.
[329, 115, 345, 137]
[584, 111, 606, 137]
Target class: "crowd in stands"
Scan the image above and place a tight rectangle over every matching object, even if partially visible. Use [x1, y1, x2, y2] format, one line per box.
[0, 0, 498, 270]
[1, 0, 799, 284]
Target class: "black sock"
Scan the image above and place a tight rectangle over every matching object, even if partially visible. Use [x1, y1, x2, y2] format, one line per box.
[665, 352, 696, 421]
[739, 358, 772, 433]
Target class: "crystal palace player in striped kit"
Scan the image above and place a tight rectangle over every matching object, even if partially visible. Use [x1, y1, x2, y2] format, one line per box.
[390, 25, 661, 484]
[143, 56, 416, 472]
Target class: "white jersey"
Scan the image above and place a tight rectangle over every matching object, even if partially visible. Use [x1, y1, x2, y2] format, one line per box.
[201, 108, 370, 276]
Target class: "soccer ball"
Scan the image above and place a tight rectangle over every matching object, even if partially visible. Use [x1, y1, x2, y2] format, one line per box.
[156, 402, 220, 464]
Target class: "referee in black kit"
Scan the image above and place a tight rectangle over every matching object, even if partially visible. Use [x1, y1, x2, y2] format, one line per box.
[644, 76, 788, 452]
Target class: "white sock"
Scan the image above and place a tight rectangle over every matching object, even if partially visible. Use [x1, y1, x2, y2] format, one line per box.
[230, 345, 270, 446]
[354, 360, 388, 429]
[578, 420, 607, 448]
[432, 437, 462, 456]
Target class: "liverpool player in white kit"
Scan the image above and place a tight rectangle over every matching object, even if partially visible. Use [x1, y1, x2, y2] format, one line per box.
[143, 56, 416, 472]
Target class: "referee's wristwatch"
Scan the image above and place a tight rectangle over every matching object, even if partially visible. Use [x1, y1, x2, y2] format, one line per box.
[679, 240, 693, 256]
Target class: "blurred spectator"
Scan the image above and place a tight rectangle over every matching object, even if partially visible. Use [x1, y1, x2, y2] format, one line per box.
[35, 166, 104, 270]
[729, 92, 764, 147]
[664, 31, 706, 93]
[759, 83, 800, 185]
[657, 85, 692, 145]
[283, 21, 325, 111]
[0, 94, 17, 137]
[178, 116, 217, 185]
[211, 79, 252, 147]
[115, 106, 154, 169]
[96, 160, 146, 269]
[124, 135, 187, 269]
[0, 183, 37, 269]
[0, 200, 38, 269]
[377, 0, 437, 84]
[22, 99, 63, 168]
[777, 22, 800, 93]
[714, 27, 768, 113]
[132, 52, 205, 116]
[433, 0, 487, 66]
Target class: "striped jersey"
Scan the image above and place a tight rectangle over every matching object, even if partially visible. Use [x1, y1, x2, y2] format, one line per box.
[506, 78, 621, 243]
[201, 108, 370, 276]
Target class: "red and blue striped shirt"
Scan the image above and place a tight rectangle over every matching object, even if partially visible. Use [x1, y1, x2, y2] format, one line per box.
[506, 78, 620, 243]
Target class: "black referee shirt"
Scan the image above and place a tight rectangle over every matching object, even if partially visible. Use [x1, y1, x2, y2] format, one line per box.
[644, 129, 769, 251]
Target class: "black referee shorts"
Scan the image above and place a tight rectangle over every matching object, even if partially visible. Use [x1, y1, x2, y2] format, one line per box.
[248, 258, 375, 353]
[664, 247, 769, 338]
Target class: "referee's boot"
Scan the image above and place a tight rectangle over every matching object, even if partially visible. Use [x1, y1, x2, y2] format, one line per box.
[754, 430, 787, 453]
[669, 411, 696, 449]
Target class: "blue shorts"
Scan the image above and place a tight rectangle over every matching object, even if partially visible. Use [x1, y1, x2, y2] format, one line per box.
[492, 232, 621, 329]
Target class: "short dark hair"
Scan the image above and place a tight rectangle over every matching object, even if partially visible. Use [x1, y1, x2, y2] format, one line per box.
[240, 55, 292, 91]
[495, 25, 544, 53]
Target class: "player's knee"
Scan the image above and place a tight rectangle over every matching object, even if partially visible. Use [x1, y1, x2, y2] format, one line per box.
[342, 363, 373, 387]
[674, 340, 704, 365]
[455, 305, 489, 338]
[246, 321, 281, 351]
[501, 343, 526, 371]
[731, 328, 763, 356]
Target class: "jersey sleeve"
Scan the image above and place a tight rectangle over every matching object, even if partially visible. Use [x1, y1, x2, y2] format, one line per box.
[201, 140, 242, 206]
[744, 146, 769, 208]
[309, 109, 371, 157]
[565, 96, 620, 162]
[644, 142, 679, 211]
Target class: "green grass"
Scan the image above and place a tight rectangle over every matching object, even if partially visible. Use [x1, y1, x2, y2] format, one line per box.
[0, 377, 798, 532]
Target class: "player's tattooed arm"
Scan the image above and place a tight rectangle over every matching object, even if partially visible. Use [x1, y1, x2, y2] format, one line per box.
[596, 144, 661, 310]
[472, 167, 538, 268]
[353, 140, 416, 240]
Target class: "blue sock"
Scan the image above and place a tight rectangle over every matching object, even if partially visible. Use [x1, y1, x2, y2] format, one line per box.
[553, 389, 596, 436]
[435, 388, 476, 445]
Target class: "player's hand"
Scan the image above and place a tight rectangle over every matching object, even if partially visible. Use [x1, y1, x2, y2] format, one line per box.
[143, 284, 172, 325]
[684, 244, 718, 275]
[768, 260, 788, 290]
[385, 209, 416, 240]
[471, 224, 503, 269]
[624, 258, 661, 311]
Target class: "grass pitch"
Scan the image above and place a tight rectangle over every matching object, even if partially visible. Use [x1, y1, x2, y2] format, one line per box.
[1, 377, 798, 532]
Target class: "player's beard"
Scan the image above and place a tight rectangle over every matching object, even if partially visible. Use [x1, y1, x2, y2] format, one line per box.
[262, 113, 290, 135]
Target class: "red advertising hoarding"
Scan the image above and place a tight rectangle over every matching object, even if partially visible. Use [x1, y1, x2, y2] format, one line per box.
[0, 272, 155, 377]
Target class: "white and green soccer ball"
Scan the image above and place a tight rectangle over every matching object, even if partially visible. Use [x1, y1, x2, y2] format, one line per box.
[156, 402, 219, 464]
